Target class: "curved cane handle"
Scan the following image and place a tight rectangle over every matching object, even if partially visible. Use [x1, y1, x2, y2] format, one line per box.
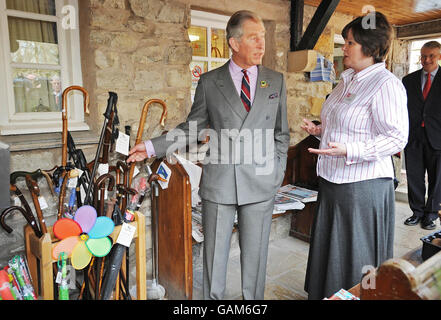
[61, 86, 90, 167]
[129, 99, 168, 185]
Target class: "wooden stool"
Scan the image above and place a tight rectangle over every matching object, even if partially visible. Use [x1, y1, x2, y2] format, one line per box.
[24, 211, 146, 300]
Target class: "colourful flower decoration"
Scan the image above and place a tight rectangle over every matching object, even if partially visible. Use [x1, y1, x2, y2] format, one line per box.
[52, 205, 115, 270]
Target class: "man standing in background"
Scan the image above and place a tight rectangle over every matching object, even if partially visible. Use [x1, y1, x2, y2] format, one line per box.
[403, 41, 441, 230]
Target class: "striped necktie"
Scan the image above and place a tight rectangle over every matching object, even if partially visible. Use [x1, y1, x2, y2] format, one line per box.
[240, 69, 251, 112]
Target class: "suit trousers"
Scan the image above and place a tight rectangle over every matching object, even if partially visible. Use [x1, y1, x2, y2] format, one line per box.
[405, 131, 441, 221]
[202, 197, 275, 300]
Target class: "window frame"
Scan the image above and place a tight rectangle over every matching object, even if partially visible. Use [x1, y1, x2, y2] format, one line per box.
[0, 0, 88, 135]
[189, 10, 231, 99]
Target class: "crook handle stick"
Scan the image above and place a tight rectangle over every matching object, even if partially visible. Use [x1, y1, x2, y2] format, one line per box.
[128, 99, 167, 186]
[84, 92, 118, 205]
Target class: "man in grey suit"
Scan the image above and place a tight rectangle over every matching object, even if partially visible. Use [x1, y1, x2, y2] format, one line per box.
[127, 10, 289, 299]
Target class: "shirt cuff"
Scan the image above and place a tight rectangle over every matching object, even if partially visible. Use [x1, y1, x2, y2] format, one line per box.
[144, 140, 156, 158]
[345, 142, 362, 165]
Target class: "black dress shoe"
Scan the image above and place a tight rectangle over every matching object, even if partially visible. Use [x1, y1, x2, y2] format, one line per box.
[422, 218, 436, 230]
[404, 215, 422, 226]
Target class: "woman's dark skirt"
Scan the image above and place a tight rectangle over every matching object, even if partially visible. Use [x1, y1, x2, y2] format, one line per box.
[304, 177, 395, 300]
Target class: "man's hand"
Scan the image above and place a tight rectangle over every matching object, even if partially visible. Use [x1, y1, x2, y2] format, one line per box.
[301, 119, 321, 136]
[308, 142, 347, 157]
[127, 143, 148, 164]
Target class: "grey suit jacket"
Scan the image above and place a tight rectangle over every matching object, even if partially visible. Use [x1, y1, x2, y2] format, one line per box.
[151, 61, 290, 205]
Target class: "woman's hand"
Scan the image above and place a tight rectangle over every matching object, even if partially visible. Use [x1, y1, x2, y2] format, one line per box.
[301, 119, 322, 136]
[127, 143, 149, 163]
[308, 142, 347, 157]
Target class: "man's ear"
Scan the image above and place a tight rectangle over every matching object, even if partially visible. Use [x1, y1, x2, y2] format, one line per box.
[229, 37, 240, 53]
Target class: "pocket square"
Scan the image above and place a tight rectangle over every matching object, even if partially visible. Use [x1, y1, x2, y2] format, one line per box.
[269, 93, 279, 99]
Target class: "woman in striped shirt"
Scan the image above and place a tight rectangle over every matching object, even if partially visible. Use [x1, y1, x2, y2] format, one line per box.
[302, 12, 409, 300]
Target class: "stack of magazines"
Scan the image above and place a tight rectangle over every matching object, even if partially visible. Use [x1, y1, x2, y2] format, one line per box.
[273, 184, 318, 214]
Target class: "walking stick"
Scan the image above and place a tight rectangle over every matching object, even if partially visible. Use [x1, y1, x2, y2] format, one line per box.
[58, 86, 89, 218]
[61, 86, 90, 167]
[128, 99, 167, 186]
[84, 92, 118, 205]
[0, 206, 42, 238]
[25, 175, 48, 234]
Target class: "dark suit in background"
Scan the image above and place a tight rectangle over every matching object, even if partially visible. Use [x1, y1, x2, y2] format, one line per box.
[403, 67, 441, 226]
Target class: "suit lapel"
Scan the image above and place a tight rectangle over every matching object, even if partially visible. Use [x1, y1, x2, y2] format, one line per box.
[415, 69, 424, 103]
[215, 61, 248, 121]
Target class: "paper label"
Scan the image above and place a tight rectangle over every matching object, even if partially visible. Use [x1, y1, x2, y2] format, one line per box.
[157, 162, 171, 190]
[116, 223, 136, 247]
[133, 165, 140, 178]
[55, 271, 62, 284]
[97, 163, 109, 177]
[38, 196, 49, 210]
[115, 132, 130, 156]
[68, 177, 78, 189]
[13, 196, 21, 206]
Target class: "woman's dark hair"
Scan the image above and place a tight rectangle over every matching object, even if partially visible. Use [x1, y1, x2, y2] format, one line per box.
[342, 11, 393, 63]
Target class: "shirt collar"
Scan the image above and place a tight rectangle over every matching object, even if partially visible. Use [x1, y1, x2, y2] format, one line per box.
[341, 62, 386, 83]
[229, 59, 258, 77]
[423, 65, 439, 77]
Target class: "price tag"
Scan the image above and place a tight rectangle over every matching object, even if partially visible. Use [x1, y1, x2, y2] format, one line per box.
[55, 271, 62, 284]
[115, 132, 130, 156]
[68, 177, 78, 188]
[133, 165, 140, 178]
[116, 223, 137, 247]
[14, 196, 21, 206]
[38, 196, 49, 210]
[97, 163, 109, 177]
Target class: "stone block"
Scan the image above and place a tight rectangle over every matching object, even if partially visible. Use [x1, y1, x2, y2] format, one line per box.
[134, 70, 164, 92]
[89, 7, 131, 31]
[129, 0, 162, 20]
[165, 45, 192, 65]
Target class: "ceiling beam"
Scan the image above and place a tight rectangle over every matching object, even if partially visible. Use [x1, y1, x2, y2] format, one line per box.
[290, 0, 304, 51]
[396, 19, 441, 39]
[294, 0, 340, 51]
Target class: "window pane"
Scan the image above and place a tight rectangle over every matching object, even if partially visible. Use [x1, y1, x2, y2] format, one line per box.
[211, 29, 229, 59]
[8, 17, 59, 64]
[188, 26, 207, 57]
[6, 0, 56, 15]
[190, 61, 207, 91]
[12, 69, 62, 113]
[210, 61, 227, 70]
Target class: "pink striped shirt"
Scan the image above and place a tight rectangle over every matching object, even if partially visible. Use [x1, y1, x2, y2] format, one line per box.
[317, 62, 409, 184]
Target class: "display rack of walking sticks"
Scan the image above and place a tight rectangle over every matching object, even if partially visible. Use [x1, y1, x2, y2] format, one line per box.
[0, 86, 168, 300]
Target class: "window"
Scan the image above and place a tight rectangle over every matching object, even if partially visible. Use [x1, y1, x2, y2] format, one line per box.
[409, 37, 441, 74]
[0, 0, 87, 135]
[188, 10, 231, 100]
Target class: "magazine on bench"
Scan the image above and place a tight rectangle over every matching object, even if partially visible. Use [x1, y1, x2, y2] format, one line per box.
[278, 184, 318, 203]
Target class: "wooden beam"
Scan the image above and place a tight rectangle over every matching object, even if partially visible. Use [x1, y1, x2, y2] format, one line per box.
[296, 0, 340, 51]
[290, 0, 304, 51]
[396, 19, 441, 39]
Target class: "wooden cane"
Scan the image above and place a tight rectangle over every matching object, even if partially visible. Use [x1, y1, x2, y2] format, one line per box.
[61, 86, 90, 167]
[128, 99, 168, 185]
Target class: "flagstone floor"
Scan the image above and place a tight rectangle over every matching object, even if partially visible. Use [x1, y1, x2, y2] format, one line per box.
[191, 198, 438, 300]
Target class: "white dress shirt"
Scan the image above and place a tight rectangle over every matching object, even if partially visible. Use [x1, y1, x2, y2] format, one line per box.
[317, 62, 409, 184]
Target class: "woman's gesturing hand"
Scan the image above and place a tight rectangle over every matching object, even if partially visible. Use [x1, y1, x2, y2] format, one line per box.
[301, 119, 322, 136]
[308, 142, 347, 157]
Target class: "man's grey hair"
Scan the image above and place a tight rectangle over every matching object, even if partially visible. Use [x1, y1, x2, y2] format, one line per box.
[422, 41, 441, 50]
[226, 10, 263, 48]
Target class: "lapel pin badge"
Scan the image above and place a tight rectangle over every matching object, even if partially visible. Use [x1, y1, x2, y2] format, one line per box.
[260, 80, 268, 88]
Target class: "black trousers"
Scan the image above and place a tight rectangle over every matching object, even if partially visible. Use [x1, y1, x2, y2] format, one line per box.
[404, 131, 441, 221]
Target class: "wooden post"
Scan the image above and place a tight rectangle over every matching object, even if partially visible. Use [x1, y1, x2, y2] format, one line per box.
[135, 211, 146, 300]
